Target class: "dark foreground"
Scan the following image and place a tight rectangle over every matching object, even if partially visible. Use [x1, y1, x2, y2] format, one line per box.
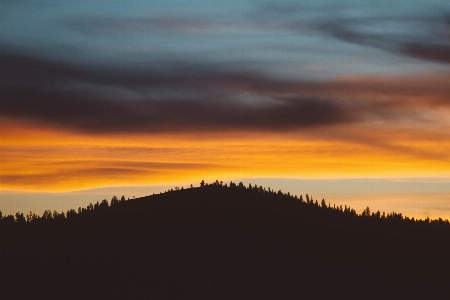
[1, 184, 449, 299]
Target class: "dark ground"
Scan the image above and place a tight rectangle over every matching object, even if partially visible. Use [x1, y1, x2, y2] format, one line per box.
[1, 185, 449, 299]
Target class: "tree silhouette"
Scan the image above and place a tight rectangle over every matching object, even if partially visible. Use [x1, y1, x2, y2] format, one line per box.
[15, 212, 26, 224]
[362, 207, 371, 217]
[111, 196, 119, 206]
[42, 210, 52, 220]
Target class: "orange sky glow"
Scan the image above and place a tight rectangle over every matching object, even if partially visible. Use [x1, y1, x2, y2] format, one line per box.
[1, 117, 449, 193]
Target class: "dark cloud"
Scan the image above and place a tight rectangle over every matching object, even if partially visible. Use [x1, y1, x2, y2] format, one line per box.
[0, 50, 355, 134]
[401, 42, 450, 64]
[0, 84, 351, 134]
[0, 48, 311, 95]
[3, 44, 449, 135]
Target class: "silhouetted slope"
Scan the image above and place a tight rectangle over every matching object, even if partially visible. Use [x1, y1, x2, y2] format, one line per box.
[1, 184, 449, 299]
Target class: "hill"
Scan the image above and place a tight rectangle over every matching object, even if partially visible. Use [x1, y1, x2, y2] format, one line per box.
[1, 181, 449, 299]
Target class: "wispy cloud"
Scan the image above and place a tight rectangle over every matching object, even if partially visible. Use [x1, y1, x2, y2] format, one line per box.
[0, 50, 354, 133]
[315, 15, 450, 64]
[249, 3, 450, 64]
[0, 159, 220, 190]
[2, 49, 449, 135]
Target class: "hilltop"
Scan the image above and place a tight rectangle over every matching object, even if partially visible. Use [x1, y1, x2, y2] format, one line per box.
[1, 181, 449, 299]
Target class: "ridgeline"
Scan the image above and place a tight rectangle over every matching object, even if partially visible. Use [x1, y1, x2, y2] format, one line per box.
[1, 181, 449, 299]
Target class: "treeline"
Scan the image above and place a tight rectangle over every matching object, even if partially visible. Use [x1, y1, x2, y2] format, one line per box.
[0, 195, 128, 225]
[1, 180, 448, 226]
[2, 180, 449, 299]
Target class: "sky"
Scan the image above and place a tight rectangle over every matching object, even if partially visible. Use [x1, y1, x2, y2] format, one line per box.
[1, 0, 449, 219]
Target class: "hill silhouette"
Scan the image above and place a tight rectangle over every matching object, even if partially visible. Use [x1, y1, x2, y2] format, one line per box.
[1, 181, 449, 299]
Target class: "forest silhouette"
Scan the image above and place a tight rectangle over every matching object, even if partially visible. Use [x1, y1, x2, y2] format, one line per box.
[1, 180, 449, 299]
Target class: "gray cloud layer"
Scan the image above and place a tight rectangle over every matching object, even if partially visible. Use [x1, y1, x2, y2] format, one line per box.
[1, 2, 449, 134]
[1, 50, 355, 133]
[3, 43, 450, 134]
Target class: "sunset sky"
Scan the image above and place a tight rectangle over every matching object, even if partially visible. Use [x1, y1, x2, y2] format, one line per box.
[1, 0, 449, 219]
